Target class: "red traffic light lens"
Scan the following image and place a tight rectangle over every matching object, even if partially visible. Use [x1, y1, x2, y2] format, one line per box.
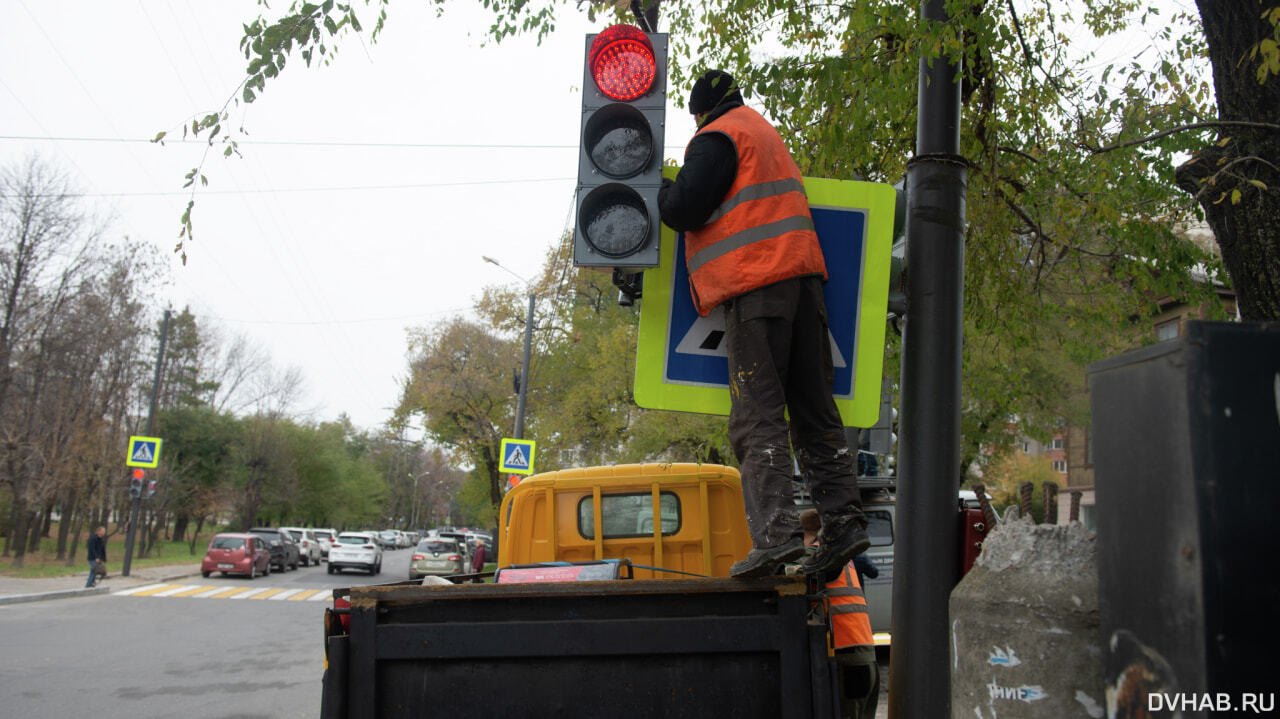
[588, 25, 656, 101]
[132, 469, 146, 480]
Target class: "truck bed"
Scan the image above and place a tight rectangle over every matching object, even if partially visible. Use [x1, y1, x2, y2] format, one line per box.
[322, 577, 835, 719]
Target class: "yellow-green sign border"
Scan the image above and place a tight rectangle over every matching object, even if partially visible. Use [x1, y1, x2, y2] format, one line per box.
[126, 435, 163, 468]
[635, 172, 894, 427]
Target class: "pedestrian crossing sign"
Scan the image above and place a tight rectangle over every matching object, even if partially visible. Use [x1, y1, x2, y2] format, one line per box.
[500, 438, 536, 476]
[126, 436, 163, 468]
[635, 171, 894, 426]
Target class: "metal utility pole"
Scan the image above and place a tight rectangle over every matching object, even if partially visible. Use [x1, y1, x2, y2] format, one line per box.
[482, 256, 537, 440]
[514, 291, 535, 440]
[122, 308, 171, 577]
[889, 0, 967, 714]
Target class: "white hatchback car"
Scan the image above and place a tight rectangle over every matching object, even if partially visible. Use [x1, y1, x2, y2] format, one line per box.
[328, 531, 383, 575]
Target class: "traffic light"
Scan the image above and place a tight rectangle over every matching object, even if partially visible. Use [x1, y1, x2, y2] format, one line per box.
[573, 24, 667, 269]
[145, 478, 159, 499]
[129, 469, 145, 499]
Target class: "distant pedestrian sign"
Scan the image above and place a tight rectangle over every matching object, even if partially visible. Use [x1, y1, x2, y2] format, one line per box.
[500, 438, 537, 476]
[126, 436, 163, 468]
[635, 173, 894, 427]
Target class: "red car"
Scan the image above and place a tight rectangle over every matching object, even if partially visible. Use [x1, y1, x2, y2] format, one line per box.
[202, 533, 271, 579]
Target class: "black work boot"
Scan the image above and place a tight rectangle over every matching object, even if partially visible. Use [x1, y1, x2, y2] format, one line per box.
[800, 513, 870, 579]
[730, 538, 807, 578]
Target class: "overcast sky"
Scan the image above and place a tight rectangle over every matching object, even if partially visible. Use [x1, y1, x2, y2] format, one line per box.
[1, 0, 699, 432]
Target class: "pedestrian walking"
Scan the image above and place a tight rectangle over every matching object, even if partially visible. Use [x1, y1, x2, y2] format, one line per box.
[658, 69, 869, 579]
[470, 539, 487, 583]
[85, 526, 107, 588]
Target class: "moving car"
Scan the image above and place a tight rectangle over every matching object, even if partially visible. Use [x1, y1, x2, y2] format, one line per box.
[282, 527, 322, 566]
[329, 531, 383, 575]
[201, 533, 271, 579]
[248, 527, 300, 572]
[409, 537, 465, 580]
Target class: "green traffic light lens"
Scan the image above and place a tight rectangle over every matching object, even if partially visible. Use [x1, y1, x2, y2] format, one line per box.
[579, 184, 650, 258]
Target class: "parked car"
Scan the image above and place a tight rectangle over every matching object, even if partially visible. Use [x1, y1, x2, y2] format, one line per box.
[247, 527, 300, 572]
[409, 537, 465, 580]
[329, 531, 383, 575]
[201, 533, 271, 579]
[282, 527, 321, 566]
[314, 528, 337, 560]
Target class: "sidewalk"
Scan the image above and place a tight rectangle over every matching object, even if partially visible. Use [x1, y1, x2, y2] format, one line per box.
[0, 563, 203, 605]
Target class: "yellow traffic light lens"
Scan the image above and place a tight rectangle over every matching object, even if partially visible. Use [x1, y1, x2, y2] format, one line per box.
[588, 25, 656, 101]
[579, 184, 651, 258]
[583, 103, 654, 179]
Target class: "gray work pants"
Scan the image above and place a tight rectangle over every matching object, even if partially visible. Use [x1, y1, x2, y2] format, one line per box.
[723, 275, 863, 549]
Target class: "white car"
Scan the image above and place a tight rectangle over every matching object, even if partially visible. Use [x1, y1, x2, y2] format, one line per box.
[282, 527, 322, 566]
[313, 528, 337, 560]
[328, 532, 383, 575]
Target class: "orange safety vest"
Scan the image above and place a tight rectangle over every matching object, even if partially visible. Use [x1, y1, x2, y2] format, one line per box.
[827, 561, 874, 649]
[683, 106, 827, 316]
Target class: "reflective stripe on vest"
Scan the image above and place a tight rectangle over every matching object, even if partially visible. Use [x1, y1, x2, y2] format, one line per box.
[828, 562, 874, 649]
[683, 106, 826, 316]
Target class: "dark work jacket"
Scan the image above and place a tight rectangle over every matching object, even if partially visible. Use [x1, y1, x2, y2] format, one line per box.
[87, 533, 107, 563]
[657, 98, 743, 232]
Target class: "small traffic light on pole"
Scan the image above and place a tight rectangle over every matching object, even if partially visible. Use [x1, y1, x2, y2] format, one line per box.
[574, 24, 668, 269]
[129, 469, 145, 499]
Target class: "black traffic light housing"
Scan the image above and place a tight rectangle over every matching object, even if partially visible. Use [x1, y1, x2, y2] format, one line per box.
[574, 25, 668, 270]
[129, 469, 145, 499]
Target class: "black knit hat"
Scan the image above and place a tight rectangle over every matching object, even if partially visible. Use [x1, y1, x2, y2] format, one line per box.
[689, 69, 742, 115]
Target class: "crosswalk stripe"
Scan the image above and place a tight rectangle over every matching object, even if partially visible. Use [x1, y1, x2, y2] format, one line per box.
[112, 583, 167, 596]
[130, 584, 185, 597]
[207, 586, 254, 599]
[152, 584, 202, 597]
[110, 583, 341, 601]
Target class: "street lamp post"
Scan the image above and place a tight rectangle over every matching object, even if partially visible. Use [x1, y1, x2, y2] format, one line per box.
[482, 256, 537, 440]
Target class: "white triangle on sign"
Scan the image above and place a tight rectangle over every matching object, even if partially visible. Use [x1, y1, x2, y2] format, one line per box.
[505, 445, 529, 469]
[131, 443, 154, 463]
[673, 305, 846, 368]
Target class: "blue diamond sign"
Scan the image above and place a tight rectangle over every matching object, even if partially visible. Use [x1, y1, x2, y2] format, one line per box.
[635, 172, 894, 427]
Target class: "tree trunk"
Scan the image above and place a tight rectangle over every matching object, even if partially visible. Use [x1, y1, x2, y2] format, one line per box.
[173, 512, 188, 543]
[1175, 0, 1280, 320]
[55, 490, 77, 560]
[25, 508, 43, 554]
[188, 515, 205, 556]
[65, 510, 85, 567]
[9, 503, 29, 568]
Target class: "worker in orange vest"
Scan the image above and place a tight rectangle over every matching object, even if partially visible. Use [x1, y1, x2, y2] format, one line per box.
[658, 69, 869, 580]
[801, 509, 879, 719]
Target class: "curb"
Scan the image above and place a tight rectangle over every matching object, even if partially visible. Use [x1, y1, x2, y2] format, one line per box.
[0, 569, 202, 606]
[0, 585, 110, 605]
